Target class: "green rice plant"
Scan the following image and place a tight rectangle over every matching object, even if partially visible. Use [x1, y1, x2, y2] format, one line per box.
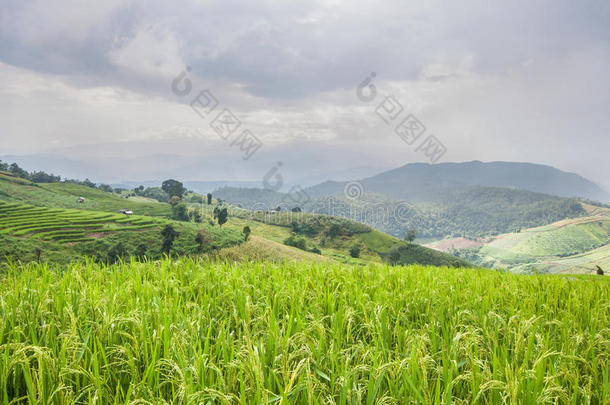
[52, 236, 97, 243]
[39, 231, 87, 241]
[0, 259, 607, 403]
[91, 225, 158, 233]
[10, 224, 104, 236]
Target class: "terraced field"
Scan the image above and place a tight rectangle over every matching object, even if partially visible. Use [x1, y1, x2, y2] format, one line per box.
[0, 201, 157, 243]
[0, 172, 171, 217]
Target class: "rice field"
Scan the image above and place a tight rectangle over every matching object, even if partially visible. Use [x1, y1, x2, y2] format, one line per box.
[0, 201, 157, 243]
[0, 259, 608, 403]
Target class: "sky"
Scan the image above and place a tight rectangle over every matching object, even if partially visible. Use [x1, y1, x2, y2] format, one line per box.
[0, 0, 609, 190]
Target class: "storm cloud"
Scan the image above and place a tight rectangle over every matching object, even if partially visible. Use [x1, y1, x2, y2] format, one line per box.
[1, 0, 609, 189]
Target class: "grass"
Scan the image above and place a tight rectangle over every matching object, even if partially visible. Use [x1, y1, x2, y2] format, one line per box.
[0, 258, 608, 403]
[468, 216, 610, 273]
[0, 201, 157, 242]
[485, 220, 610, 258]
[214, 236, 330, 263]
[0, 174, 171, 217]
[0, 201, 246, 265]
[192, 205, 470, 267]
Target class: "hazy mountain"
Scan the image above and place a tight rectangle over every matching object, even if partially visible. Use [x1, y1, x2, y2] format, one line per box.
[305, 161, 610, 203]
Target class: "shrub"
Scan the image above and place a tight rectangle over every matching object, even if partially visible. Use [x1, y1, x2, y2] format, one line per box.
[349, 243, 361, 258]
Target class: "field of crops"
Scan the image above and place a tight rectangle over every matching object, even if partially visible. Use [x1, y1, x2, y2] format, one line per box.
[0, 201, 157, 243]
[484, 220, 610, 259]
[0, 259, 608, 403]
[0, 173, 171, 217]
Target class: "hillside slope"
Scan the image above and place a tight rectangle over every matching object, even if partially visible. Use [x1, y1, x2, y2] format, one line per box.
[215, 185, 587, 239]
[0, 174, 470, 268]
[428, 206, 610, 274]
[0, 172, 171, 216]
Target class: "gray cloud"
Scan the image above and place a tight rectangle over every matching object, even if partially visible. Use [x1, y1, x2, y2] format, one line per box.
[0, 0, 609, 190]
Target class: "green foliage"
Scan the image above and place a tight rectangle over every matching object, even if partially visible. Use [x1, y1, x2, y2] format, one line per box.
[160, 225, 179, 254]
[135, 243, 148, 259]
[188, 207, 202, 223]
[283, 234, 308, 250]
[98, 184, 113, 193]
[107, 241, 128, 263]
[171, 202, 189, 221]
[1, 259, 607, 403]
[161, 179, 186, 199]
[207, 193, 212, 205]
[135, 186, 169, 202]
[326, 223, 341, 238]
[216, 207, 228, 227]
[349, 243, 361, 258]
[404, 229, 417, 242]
[242, 225, 251, 241]
[388, 246, 400, 265]
[195, 229, 212, 252]
[0, 160, 61, 183]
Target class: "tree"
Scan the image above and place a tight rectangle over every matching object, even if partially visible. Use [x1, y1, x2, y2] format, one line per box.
[188, 208, 202, 223]
[98, 184, 113, 193]
[82, 178, 96, 188]
[242, 226, 251, 241]
[195, 229, 212, 252]
[291, 207, 302, 212]
[0, 160, 7, 171]
[107, 242, 128, 264]
[275, 206, 282, 212]
[161, 225, 179, 254]
[161, 179, 186, 199]
[349, 243, 361, 258]
[327, 223, 341, 239]
[404, 229, 417, 243]
[388, 246, 401, 265]
[172, 202, 188, 221]
[596, 265, 604, 275]
[34, 247, 42, 262]
[9, 163, 28, 179]
[135, 243, 148, 259]
[207, 193, 212, 205]
[217, 207, 228, 227]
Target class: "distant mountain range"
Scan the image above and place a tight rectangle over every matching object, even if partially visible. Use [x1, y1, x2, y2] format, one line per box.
[305, 161, 610, 203]
[214, 161, 608, 239]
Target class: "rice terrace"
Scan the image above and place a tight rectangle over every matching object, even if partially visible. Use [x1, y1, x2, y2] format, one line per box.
[2, 0, 610, 403]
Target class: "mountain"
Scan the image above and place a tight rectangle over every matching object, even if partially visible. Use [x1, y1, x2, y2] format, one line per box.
[305, 161, 610, 203]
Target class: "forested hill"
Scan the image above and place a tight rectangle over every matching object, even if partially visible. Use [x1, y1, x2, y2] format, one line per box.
[214, 185, 587, 239]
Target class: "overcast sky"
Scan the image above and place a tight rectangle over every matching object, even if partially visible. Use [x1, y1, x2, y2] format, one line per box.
[1, 0, 609, 189]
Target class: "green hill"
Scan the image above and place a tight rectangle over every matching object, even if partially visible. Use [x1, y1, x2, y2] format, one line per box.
[0, 200, 243, 265]
[0, 172, 171, 216]
[432, 207, 610, 274]
[197, 203, 471, 267]
[215, 185, 587, 239]
[0, 173, 470, 268]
